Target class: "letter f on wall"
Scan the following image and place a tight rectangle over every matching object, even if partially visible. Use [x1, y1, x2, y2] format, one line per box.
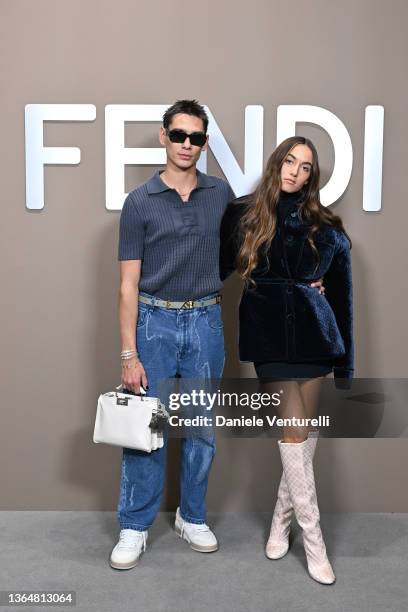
[25, 104, 96, 209]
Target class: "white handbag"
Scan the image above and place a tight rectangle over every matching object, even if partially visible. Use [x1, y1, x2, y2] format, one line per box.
[93, 385, 169, 452]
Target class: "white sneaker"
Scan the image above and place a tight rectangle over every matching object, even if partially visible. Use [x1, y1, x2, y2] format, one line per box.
[109, 529, 148, 570]
[174, 507, 218, 553]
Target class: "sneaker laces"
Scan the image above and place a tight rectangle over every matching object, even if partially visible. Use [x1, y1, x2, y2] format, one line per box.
[118, 529, 147, 552]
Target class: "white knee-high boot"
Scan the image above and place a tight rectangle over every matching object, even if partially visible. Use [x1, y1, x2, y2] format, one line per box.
[278, 437, 335, 585]
[265, 431, 319, 560]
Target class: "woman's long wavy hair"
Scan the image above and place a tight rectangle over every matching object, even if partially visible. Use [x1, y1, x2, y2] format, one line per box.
[236, 136, 352, 283]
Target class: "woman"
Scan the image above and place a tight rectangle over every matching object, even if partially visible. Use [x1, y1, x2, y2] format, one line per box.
[219, 136, 353, 585]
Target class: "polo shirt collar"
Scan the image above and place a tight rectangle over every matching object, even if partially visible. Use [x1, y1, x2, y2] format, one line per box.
[146, 169, 217, 194]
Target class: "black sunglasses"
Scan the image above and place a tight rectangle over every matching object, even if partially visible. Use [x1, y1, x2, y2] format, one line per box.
[166, 128, 207, 147]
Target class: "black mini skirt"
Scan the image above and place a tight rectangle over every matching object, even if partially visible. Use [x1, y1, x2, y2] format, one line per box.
[254, 360, 333, 380]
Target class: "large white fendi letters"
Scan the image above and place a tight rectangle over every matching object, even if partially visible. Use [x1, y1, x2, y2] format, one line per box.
[24, 104, 384, 211]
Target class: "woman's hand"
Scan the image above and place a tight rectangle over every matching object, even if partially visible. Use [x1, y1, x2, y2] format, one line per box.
[310, 278, 325, 295]
[121, 357, 149, 394]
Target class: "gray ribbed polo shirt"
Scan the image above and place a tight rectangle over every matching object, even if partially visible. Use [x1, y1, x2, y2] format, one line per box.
[118, 169, 235, 300]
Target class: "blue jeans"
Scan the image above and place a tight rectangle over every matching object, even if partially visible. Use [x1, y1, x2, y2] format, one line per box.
[117, 292, 225, 530]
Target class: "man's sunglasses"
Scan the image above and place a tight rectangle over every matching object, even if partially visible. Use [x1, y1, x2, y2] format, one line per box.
[166, 128, 207, 147]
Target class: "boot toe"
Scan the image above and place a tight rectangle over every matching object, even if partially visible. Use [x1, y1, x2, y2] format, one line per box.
[265, 539, 289, 560]
[308, 562, 336, 585]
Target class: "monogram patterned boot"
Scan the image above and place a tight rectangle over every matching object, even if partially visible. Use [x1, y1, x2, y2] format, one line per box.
[265, 431, 319, 560]
[278, 437, 335, 585]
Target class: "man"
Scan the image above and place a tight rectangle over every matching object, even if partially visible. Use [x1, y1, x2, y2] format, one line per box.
[110, 100, 234, 570]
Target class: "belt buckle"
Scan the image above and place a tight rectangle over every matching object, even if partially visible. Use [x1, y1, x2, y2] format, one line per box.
[216, 295, 222, 304]
[181, 300, 194, 309]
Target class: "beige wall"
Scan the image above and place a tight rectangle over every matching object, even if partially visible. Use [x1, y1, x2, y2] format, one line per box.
[1, 0, 407, 510]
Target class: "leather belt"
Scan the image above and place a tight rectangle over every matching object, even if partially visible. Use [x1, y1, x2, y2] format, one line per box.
[138, 294, 222, 309]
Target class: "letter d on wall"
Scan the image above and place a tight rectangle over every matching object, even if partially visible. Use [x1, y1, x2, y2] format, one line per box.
[276, 105, 353, 206]
[25, 104, 96, 210]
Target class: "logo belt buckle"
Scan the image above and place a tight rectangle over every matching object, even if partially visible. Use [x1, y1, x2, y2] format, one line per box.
[181, 300, 194, 309]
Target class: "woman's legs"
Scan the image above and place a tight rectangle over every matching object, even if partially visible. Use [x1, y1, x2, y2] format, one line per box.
[298, 376, 324, 434]
[274, 377, 334, 584]
[277, 375, 323, 440]
[265, 379, 318, 559]
[278, 437, 335, 584]
[261, 376, 334, 583]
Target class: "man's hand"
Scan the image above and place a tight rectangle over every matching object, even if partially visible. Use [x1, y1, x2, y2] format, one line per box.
[310, 277, 325, 295]
[121, 357, 149, 395]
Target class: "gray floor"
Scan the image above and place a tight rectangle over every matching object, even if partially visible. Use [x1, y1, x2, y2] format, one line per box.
[1, 512, 407, 612]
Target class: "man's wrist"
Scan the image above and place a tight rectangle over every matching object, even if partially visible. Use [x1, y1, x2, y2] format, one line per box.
[121, 347, 141, 368]
[121, 348, 140, 360]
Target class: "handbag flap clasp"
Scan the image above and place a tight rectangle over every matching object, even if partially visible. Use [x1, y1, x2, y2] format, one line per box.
[116, 397, 129, 406]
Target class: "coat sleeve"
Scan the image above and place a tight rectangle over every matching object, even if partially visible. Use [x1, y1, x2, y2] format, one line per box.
[323, 231, 354, 389]
[219, 201, 244, 281]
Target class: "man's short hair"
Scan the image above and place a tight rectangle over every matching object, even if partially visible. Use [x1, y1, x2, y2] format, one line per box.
[162, 99, 209, 133]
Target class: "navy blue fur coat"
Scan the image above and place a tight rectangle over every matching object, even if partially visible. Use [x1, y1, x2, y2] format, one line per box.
[219, 192, 354, 389]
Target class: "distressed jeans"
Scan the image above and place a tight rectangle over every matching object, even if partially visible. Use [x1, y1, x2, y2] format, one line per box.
[117, 292, 225, 531]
